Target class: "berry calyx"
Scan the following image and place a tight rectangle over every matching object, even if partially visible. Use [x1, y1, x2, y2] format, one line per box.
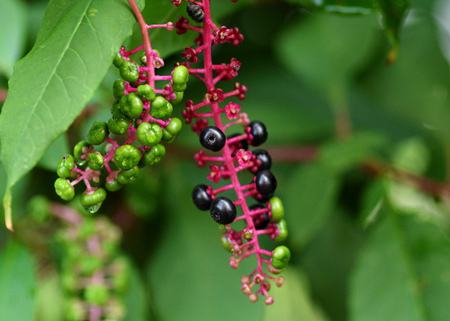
[192, 184, 212, 210]
[200, 126, 226, 152]
[210, 197, 237, 224]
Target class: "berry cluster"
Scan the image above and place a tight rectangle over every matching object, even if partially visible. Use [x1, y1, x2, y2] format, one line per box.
[50, 204, 129, 321]
[54, 2, 188, 213]
[173, 0, 291, 304]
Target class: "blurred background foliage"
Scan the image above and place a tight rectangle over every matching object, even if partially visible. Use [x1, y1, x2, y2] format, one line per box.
[1, 0, 450, 320]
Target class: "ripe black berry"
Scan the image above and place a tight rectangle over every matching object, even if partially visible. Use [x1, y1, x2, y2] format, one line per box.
[210, 197, 236, 224]
[192, 184, 212, 211]
[200, 126, 226, 152]
[250, 204, 270, 230]
[255, 170, 277, 197]
[253, 149, 272, 171]
[187, 3, 205, 22]
[248, 121, 268, 146]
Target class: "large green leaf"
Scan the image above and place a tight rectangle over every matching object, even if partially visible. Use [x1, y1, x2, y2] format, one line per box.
[263, 270, 329, 321]
[147, 163, 263, 321]
[0, 239, 36, 320]
[282, 164, 339, 249]
[0, 0, 26, 77]
[350, 211, 450, 321]
[288, 0, 373, 14]
[123, 260, 150, 321]
[0, 0, 143, 219]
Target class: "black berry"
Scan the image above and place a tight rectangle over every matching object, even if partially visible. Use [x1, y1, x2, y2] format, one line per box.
[192, 184, 212, 211]
[210, 197, 236, 224]
[248, 121, 268, 146]
[200, 126, 226, 152]
[250, 204, 270, 230]
[255, 170, 277, 197]
[228, 133, 249, 151]
[187, 3, 205, 22]
[253, 149, 272, 171]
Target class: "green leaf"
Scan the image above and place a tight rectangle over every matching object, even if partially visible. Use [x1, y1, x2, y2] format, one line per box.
[0, 239, 36, 320]
[0, 0, 26, 77]
[123, 260, 150, 321]
[147, 163, 263, 321]
[282, 164, 339, 249]
[0, 0, 143, 214]
[350, 211, 450, 321]
[277, 13, 378, 97]
[318, 132, 387, 174]
[263, 270, 329, 321]
[288, 0, 373, 15]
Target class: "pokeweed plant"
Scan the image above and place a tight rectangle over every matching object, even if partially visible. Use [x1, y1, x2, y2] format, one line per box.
[172, 0, 291, 304]
[54, 0, 188, 213]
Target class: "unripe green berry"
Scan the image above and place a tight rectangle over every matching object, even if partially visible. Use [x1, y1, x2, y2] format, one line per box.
[165, 117, 183, 136]
[117, 166, 140, 185]
[269, 197, 285, 222]
[120, 93, 143, 118]
[144, 144, 166, 166]
[105, 179, 122, 192]
[79, 255, 103, 275]
[120, 61, 139, 82]
[137, 122, 163, 146]
[113, 80, 126, 98]
[172, 65, 189, 84]
[108, 117, 130, 135]
[221, 235, 233, 253]
[172, 91, 184, 104]
[78, 220, 96, 239]
[113, 53, 125, 68]
[84, 284, 109, 305]
[73, 141, 90, 162]
[65, 300, 85, 321]
[80, 188, 107, 207]
[151, 96, 173, 120]
[87, 151, 104, 170]
[87, 121, 108, 145]
[162, 129, 175, 143]
[61, 271, 77, 292]
[114, 145, 141, 170]
[54, 178, 75, 201]
[57, 154, 76, 178]
[271, 245, 291, 269]
[137, 84, 156, 101]
[172, 82, 187, 92]
[274, 219, 288, 242]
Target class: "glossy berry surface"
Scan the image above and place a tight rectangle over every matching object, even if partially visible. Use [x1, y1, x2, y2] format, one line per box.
[253, 149, 272, 171]
[192, 184, 212, 211]
[187, 3, 205, 22]
[255, 170, 277, 196]
[210, 197, 237, 224]
[248, 121, 268, 146]
[200, 126, 226, 152]
[250, 204, 270, 230]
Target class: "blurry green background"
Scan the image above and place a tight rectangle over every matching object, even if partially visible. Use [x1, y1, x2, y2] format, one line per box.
[1, 0, 450, 320]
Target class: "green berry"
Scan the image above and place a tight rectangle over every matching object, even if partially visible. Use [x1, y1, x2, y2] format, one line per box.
[105, 179, 122, 192]
[137, 122, 163, 146]
[73, 141, 90, 162]
[274, 219, 288, 242]
[137, 84, 156, 101]
[84, 284, 109, 305]
[269, 197, 284, 222]
[57, 154, 76, 178]
[66, 300, 85, 321]
[165, 117, 183, 136]
[221, 235, 233, 252]
[87, 151, 104, 170]
[151, 96, 173, 120]
[114, 145, 141, 170]
[80, 188, 107, 207]
[271, 245, 291, 270]
[61, 271, 77, 292]
[113, 80, 126, 98]
[78, 220, 96, 239]
[172, 65, 190, 84]
[144, 144, 166, 165]
[117, 166, 140, 185]
[79, 255, 103, 275]
[54, 178, 75, 201]
[120, 61, 139, 82]
[108, 117, 130, 135]
[87, 121, 108, 145]
[113, 53, 125, 68]
[172, 91, 184, 104]
[120, 93, 143, 118]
